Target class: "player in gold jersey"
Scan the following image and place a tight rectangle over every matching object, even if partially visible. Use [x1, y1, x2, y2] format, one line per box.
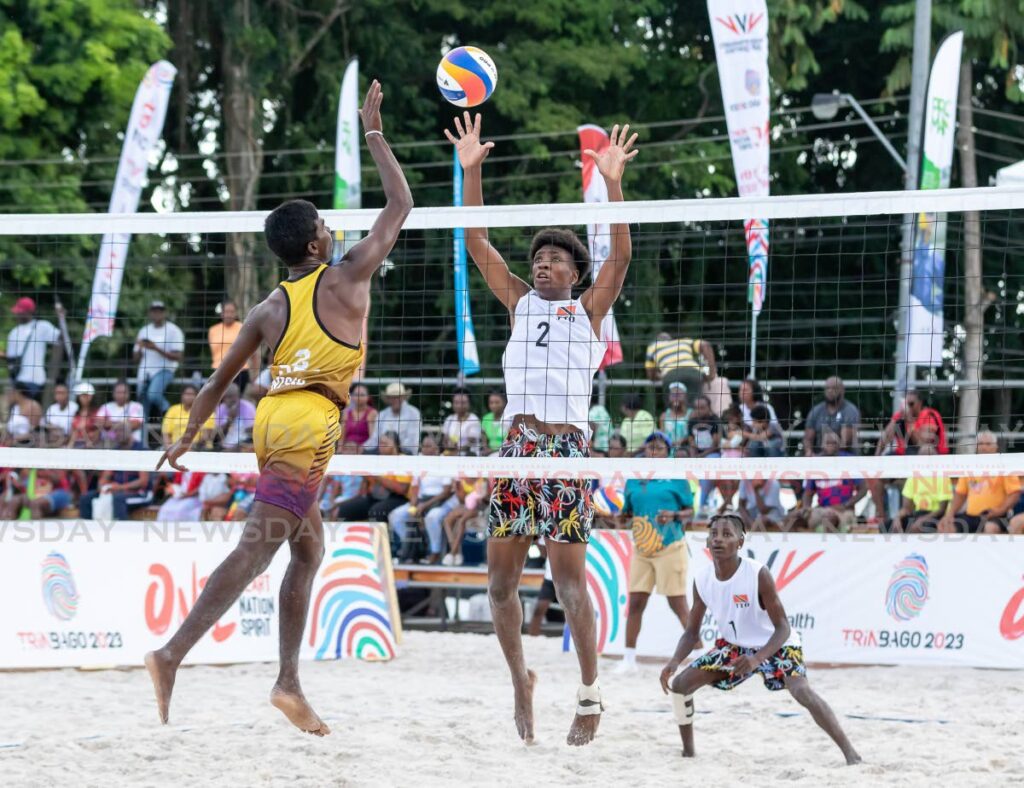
[145, 81, 412, 736]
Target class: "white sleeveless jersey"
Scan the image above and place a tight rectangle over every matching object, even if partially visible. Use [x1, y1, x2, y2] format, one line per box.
[694, 557, 799, 649]
[502, 291, 605, 435]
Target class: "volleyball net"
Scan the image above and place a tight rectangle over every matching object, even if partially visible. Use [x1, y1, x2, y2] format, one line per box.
[1, 186, 1023, 496]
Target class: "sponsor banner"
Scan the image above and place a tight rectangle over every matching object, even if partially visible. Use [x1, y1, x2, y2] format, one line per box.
[577, 124, 621, 369]
[0, 521, 401, 669]
[708, 0, 770, 315]
[587, 531, 1024, 668]
[908, 31, 963, 366]
[452, 150, 481, 375]
[75, 61, 176, 382]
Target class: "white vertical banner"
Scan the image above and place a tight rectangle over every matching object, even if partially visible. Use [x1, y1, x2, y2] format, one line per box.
[707, 0, 770, 327]
[75, 61, 176, 383]
[577, 124, 622, 370]
[908, 32, 963, 366]
[333, 58, 362, 259]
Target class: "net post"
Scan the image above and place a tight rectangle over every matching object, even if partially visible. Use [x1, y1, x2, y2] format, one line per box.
[749, 313, 758, 380]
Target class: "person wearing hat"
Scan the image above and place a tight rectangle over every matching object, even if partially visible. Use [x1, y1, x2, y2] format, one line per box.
[67, 381, 100, 448]
[5, 297, 61, 401]
[364, 381, 421, 454]
[133, 300, 184, 440]
[616, 430, 698, 673]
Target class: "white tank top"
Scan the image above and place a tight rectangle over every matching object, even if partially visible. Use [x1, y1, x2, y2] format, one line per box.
[694, 557, 799, 649]
[502, 291, 605, 435]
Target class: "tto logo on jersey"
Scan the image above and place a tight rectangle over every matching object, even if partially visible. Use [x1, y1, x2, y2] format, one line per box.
[732, 594, 751, 608]
[555, 305, 577, 322]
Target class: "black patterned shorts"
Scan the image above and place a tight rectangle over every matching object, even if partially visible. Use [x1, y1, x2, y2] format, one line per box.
[488, 424, 593, 544]
[691, 638, 807, 691]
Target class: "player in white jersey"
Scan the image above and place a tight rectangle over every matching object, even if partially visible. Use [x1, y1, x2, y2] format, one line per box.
[660, 514, 861, 764]
[446, 112, 638, 746]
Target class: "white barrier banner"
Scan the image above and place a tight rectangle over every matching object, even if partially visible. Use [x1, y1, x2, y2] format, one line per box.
[0, 521, 401, 669]
[602, 532, 1024, 669]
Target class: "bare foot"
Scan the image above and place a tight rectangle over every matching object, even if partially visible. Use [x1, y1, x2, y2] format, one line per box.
[567, 711, 601, 746]
[845, 751, 863, 766]
[270, 686, 331, 736]
[144, 649, 178, 724]
[513, 670, 538, 744]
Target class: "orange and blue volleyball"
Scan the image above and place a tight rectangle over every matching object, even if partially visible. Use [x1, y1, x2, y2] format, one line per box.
[436, 46, 498, 107]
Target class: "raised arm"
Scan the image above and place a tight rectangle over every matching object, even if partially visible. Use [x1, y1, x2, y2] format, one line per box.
[581, 124, 639, 327]
[446, 112, 529, 312]
[336, 80, 414, 282]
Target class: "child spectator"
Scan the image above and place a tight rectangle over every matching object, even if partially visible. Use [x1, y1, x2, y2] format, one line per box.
[481, 391, 508, 454]
[659, 382, 691, 455]
[744, 403, 785, 457]
[441, 478, 488, 566]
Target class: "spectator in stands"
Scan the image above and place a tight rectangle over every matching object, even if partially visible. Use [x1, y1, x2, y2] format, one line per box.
[686, 395, 721, 515]
[441, 477, 489, 566]
[869, 389, 948, 521]
[0, 468, 73, 519]
[43, 383, 77, 445]
[607, 433, 627, 459]
[365, 382, 421, 454]
[659, 382, 691, 455]
[792, 431, 867, 532]
[620, 393, 656, 454]
[68, 381, 100, 449]
[156, 471, 230, 522]
[320, 439, 363, 517]
[133, 300, 184, 434]
[5, 298, 61, 401]
[334, 431, 411, 522]
[389, 435, 457, 562]
[98, 380, 144, 449]
[442, 387, 482, 455]
[162, 384, 216, 450]
[645, 331, 717, 403]
[588, 394, 612, 457]
[745, 403, 785, 457]
[738, 378, 780, 429]
[482, 391, 508, 454]
[215, 383, 256, 451]
[890, 444, 952, 533]
[615, 431, 696, 673]
[340, 382, 377, 448]
[803, 376, 860, 455]
[737, 476, 787, 531]
[208, 300, 257, 392]
[5, 382, 42, 445]
[79, 433, 153, 519]
[940, 431, 1020, 534]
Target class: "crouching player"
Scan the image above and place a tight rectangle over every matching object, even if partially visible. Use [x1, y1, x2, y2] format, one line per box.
[659, 514, 861, 765]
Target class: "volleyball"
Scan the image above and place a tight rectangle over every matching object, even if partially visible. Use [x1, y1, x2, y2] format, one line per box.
[436, 46, 498, 107]
[592, 485, 625, 517]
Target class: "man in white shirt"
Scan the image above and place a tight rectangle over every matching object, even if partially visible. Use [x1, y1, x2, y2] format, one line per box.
[44, 383, 78, 443]
[5, 298, 60, 401]
[134, 301, 185, 434]
[97, 380, 146, 448]
[365, 382, 421, 454]
[441, 387, 482, 455]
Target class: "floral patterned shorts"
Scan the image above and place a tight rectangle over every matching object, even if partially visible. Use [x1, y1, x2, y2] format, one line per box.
[488, 424, 593, 544]
[691, 638, 806, 691]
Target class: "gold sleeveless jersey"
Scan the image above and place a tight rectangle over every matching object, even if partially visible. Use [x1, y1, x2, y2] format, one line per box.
[268, 265, 363, 407]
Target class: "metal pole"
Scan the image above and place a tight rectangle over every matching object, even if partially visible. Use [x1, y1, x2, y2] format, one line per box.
[749, 313, 758, 379]
[842, 95, 907, 172]
[597, 369, 608, 408]
[893, 0, 932, 410]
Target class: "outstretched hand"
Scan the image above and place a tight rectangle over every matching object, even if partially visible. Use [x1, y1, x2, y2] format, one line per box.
[444, 111, 494, 169]
[360, 79, 384, 134]
[583, 123, 639, 183]
[156, 437, 193, 473]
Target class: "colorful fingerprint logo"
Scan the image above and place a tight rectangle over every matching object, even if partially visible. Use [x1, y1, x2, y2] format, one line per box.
[41, 551, 79, 621]
[885, 553, 930, 622]
[577, 530, 633, 653]
[308, 525, 397, 661]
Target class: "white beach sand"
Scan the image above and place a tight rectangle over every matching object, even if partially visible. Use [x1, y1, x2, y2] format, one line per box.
[1, 630, 1020, 787]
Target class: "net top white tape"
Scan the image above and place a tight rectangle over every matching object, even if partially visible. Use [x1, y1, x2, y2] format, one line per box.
[2, 447, 1021, 482]
[3, 186, 1024, 235]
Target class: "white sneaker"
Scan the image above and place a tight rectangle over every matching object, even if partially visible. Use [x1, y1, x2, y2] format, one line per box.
[613, 659, 638, 675]
[454, 553, 464, 566]
[441, 553, 454, 566]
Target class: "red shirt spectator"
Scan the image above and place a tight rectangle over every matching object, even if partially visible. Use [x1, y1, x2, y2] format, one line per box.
[877, 390, 947, 455]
